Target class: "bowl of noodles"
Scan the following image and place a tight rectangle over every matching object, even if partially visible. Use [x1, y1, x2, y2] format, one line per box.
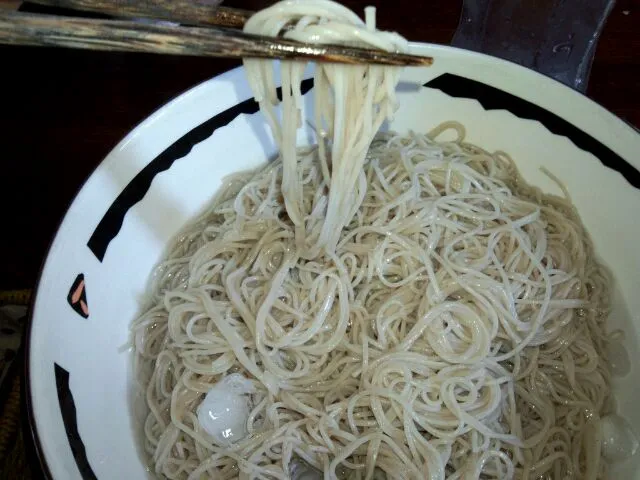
[26, 1, 640, 479]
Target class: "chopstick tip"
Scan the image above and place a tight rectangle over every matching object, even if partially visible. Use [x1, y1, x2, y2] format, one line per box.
[406, 55, 434, 67]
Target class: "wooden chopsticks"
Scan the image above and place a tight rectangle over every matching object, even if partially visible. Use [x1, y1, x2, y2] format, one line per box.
[28, 0, 252, 28]
[0, 10, 431, 65]
[0, 1, 434, 66]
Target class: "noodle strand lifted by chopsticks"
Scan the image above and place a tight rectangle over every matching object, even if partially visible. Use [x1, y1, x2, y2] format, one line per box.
[243, 0, 408, 257]
[132, 1, 617, 479]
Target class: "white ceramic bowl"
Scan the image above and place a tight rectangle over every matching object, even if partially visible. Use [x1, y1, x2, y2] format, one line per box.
[27, 43, 640, 479]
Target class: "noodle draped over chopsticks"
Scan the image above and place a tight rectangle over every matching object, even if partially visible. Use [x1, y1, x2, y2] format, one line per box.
[243, 0, 408, 256]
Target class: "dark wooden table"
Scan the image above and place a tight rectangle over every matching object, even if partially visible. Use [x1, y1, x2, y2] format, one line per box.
[1, 0, 638, 291]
